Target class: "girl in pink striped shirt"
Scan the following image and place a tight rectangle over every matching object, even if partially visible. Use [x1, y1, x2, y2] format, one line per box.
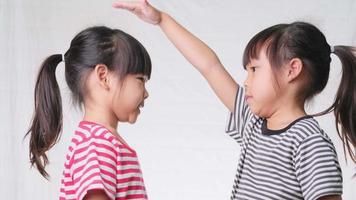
[26, 26, 151, 200]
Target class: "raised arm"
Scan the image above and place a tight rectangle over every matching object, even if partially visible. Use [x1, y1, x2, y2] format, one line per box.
[113, 0, 239, 112]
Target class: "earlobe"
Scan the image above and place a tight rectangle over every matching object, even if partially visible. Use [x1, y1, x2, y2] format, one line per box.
[287, 58, 303, 82]
[94, 64, 110, 90]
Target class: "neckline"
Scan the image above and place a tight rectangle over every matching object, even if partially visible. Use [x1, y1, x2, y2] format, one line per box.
[79, 120, 136, 153]
[261, 115, 313, 135]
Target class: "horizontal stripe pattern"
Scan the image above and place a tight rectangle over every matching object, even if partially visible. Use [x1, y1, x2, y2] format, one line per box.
[225, 87, 342, 200]
[59, 121, 147, 200]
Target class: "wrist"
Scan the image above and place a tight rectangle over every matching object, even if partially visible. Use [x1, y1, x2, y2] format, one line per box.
[157, 12, 169, 26]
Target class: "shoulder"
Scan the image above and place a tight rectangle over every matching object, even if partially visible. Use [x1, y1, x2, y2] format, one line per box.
[288, 117, 338, 158]
[286, 117, 336, 154]
[75, 121, 117, 145]
[70, 121, 119, 161]
[288, 117, 332, 143]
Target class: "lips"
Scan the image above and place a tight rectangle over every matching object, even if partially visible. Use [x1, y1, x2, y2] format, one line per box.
[245, 95, 252, 101]
[137, 101, 145, 113]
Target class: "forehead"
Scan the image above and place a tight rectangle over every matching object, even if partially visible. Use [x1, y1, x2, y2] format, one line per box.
[246, 49, 270, 67]
[243, 34, 276, 69]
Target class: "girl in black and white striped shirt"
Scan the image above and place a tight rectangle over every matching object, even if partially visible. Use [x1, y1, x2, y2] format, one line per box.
[114, 1, 356, 200]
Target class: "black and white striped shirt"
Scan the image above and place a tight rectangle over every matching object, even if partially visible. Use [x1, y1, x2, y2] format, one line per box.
[226, 87, 342, 200]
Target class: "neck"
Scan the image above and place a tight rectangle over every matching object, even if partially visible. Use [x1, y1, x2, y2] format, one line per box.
[83, 103, 118, 133]
[266, 99, 307, 130]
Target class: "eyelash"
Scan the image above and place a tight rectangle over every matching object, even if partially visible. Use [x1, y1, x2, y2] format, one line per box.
[248, 67, 256, 72]
[137, 77, 145, 82]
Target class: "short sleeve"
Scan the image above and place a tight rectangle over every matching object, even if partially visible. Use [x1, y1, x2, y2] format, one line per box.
[225, 87, 254, 144]
[71, 135, 117, 200]
[294, 134, 343, 200]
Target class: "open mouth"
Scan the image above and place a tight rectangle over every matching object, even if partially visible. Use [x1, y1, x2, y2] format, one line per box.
[139, 102, 144, 109]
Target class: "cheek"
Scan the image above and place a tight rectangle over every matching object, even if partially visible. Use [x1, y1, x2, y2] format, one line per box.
[128, 90, 143, 106]
[252, 75, 276, 100]
[118, 88, 143, 112]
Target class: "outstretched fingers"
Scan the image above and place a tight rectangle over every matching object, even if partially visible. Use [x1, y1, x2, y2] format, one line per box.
[112, 1, 141, 11]
[112, 0, 149, 11]
[112, 0, 161, 25]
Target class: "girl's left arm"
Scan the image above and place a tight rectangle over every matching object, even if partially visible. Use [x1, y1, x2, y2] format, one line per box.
[83, 189, 110, 200]
[317, 195, 342, 200]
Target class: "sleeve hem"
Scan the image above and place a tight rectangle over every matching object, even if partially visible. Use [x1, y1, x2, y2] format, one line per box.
[311, 191, 342, 200]
[80, 185, 115, 200]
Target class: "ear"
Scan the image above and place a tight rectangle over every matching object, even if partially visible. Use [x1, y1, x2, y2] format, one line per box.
[286, 58, 303, 82]
[94, 64, 110, 90]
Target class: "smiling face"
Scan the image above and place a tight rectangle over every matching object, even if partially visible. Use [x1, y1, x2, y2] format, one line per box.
[110, 73, 149, 124]
[244, 50, 281, 117]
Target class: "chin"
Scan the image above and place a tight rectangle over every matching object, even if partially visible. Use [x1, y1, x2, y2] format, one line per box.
[128, 119, 137, 124]
[117, 116, 137, 124]
[250, 107, 260, 116]
[127, 113, 139, 124]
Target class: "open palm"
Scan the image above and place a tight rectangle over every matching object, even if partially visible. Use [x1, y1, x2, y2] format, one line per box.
[112, 0, 161, 24]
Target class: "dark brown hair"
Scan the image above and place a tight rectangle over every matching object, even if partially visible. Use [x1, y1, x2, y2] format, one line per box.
[243, 22, 356, 163]
[25, 26, 152, 179]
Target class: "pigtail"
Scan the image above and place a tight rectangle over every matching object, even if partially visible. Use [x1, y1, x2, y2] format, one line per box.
[25, 54, 63, 179]
[330, 46, 356, 163]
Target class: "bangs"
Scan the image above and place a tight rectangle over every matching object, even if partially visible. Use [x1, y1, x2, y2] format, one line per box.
[113, 30, 152, 79]
[127, 40, 152, 79]
[242, 38, 270, 69]
[242, 24, 288, 69]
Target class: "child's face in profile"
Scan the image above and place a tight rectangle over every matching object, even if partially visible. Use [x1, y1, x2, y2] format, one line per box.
[110, 73, 149, 124]
[244, 50, 280, 118]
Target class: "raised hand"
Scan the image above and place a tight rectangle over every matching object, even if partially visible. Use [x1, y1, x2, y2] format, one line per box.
[112, 0, 162, 25]
[114, 0, 238, 112]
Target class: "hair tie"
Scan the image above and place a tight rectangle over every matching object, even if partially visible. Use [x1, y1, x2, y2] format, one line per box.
[330, 46, 335, 53]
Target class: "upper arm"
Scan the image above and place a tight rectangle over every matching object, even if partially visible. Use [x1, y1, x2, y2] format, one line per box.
[83, 189, 110, 200]
[317, 195, 342, 200]
[203, 62, 239, 112]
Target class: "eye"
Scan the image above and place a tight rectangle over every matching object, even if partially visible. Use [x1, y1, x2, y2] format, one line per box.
[249, 66, 257, 72]
[137, 76, 147, 83]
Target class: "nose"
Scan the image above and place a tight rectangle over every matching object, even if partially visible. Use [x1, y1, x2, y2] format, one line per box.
[243, 78, 248, 88]
[144, 88, 149, 99]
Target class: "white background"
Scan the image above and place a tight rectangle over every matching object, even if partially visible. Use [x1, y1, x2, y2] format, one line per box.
[1, 0, 356, 199]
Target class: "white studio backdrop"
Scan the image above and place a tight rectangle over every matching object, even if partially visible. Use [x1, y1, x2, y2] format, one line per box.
[1, 0, 356, 199]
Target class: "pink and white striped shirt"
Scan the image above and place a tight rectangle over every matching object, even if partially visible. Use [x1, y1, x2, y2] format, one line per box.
[59, 121, 148, 200]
